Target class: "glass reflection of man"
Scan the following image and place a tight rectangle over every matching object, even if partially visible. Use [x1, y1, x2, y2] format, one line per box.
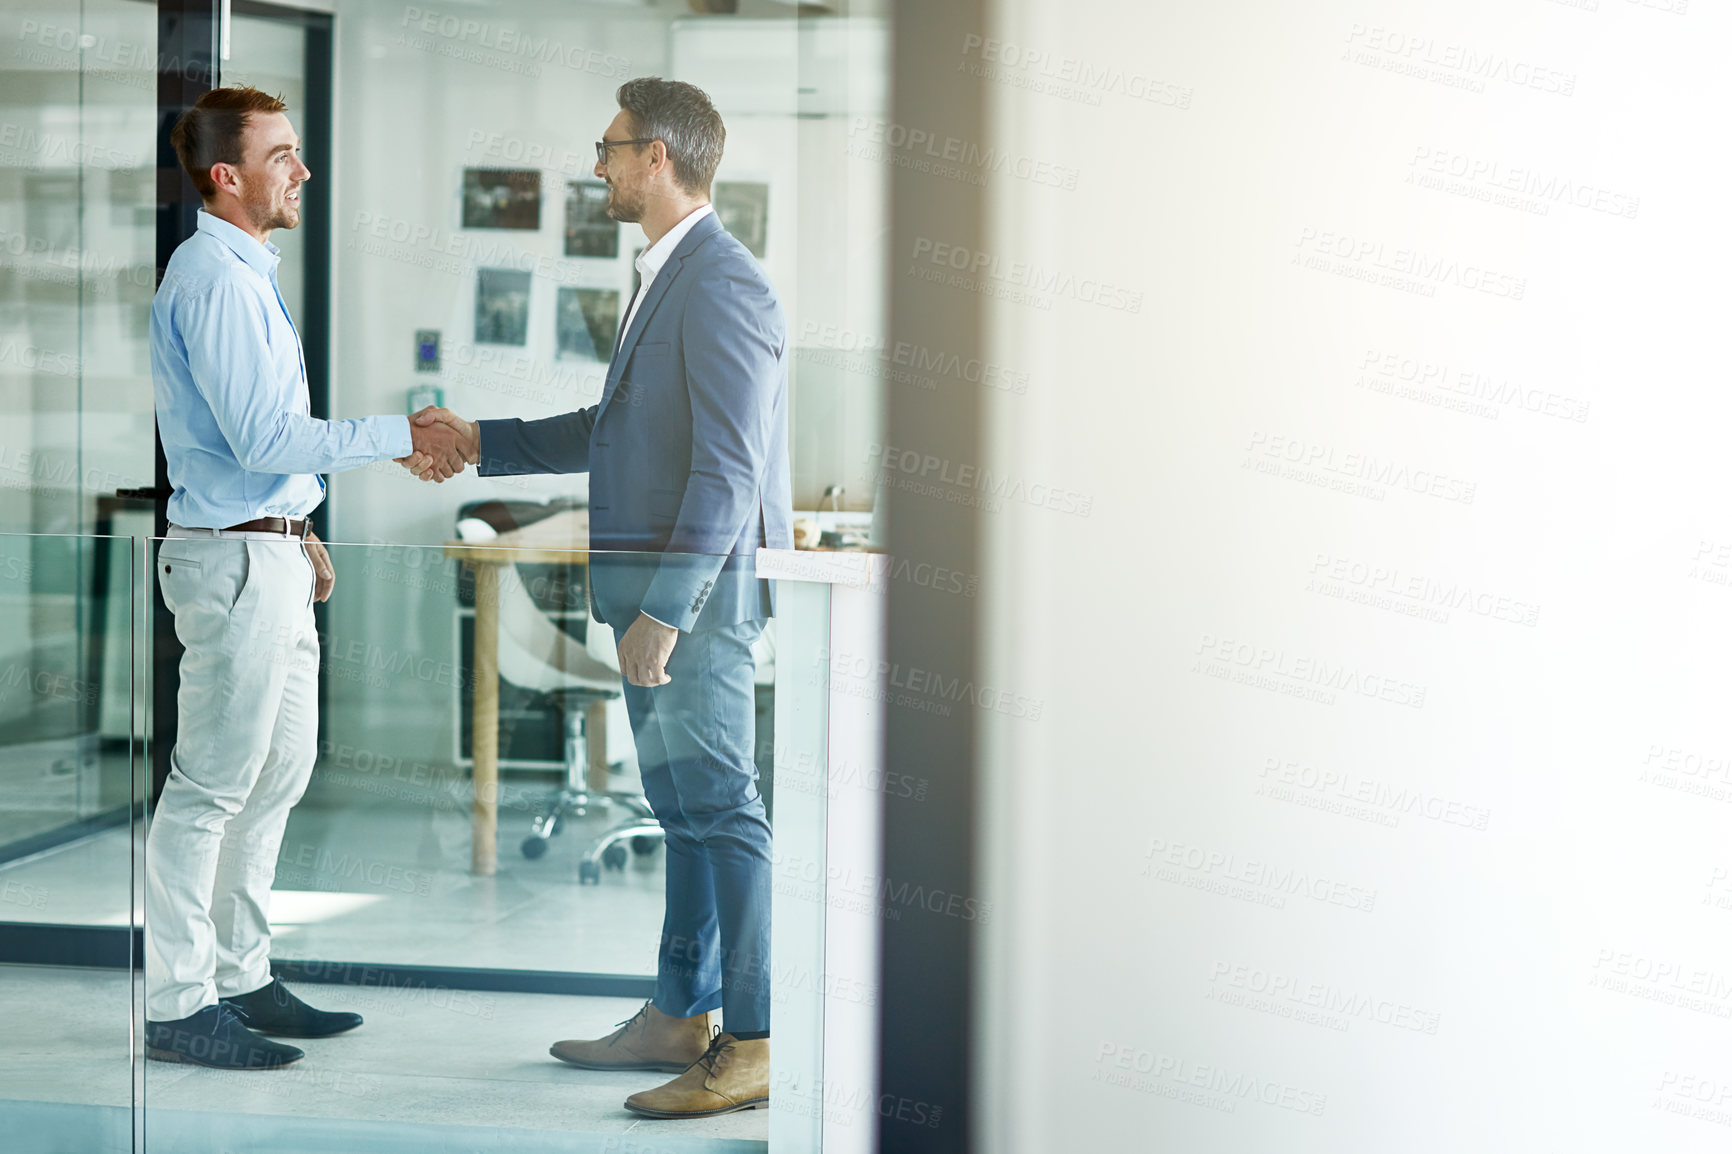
[145, 86, 467, 1070]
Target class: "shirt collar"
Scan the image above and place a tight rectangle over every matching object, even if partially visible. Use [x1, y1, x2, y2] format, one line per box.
[634, 203, 715, 286]
[196, 208, 281, 274]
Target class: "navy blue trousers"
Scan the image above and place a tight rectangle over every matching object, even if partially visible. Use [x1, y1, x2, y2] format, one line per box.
[620, 617, 771, 1034]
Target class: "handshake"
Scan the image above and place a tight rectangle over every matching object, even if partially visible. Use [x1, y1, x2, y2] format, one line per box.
[395, 406, 478, 482]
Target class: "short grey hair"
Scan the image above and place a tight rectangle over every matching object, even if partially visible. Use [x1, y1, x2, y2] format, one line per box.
[615, 76, 725, 195]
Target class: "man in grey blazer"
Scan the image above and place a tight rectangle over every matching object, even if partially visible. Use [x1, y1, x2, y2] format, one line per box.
[411, 77, 790, 1118]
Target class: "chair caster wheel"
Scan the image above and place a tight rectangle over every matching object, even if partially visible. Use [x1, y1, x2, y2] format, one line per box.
[631, 836, 658, 856]
[602, 844, 628, 871]
[579, 860, 602, 884]
[522, 836, 549, 859]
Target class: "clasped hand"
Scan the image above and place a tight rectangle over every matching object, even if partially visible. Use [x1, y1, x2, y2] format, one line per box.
[396, 406, 479, 482]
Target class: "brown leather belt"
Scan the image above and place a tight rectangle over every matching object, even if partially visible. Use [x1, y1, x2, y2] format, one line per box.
[223, 516, 312, 538]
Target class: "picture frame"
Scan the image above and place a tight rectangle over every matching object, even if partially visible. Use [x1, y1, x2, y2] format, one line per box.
[462, 169, 541, 230]
[475, 268, 532, 346]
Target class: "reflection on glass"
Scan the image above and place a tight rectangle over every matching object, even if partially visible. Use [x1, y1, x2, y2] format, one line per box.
[475, 266, 532, 346]
[23, 174, 78, 251]
[714, 180, 769, 259]
[564, 179, 619, 258]
[0, 0, 157, 539]
[0, 0, 156, 1140]
[0, 534, 135, 859]
[0, 533, 137, 1134]
[0, 0, 154, 842]
[555, 285, 619, 362]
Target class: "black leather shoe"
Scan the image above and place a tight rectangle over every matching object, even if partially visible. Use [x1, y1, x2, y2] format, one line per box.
[145, 1004, 304, 1069]
[221, 977, 364, 1038]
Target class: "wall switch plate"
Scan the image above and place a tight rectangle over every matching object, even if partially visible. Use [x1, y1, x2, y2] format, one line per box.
[415, 329, 441, 372]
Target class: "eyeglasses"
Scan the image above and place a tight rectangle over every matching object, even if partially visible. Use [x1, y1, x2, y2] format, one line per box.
[595, 138, 656, 164]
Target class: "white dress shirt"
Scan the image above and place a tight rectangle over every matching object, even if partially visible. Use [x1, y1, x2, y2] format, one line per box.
[617, 203, 715, 354]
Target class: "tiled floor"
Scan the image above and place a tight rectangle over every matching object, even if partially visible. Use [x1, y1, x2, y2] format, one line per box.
[0, 964, 768, 1150]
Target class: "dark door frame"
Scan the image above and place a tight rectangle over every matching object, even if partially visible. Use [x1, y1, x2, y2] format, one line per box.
[148, 0, 335, 801]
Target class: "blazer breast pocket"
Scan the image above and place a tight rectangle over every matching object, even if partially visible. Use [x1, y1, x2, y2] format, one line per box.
[630, 341, 671, 361]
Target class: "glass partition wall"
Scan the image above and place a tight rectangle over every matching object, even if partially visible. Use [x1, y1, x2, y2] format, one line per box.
[0, 536, 831, 1151]
[0, 0, 157, 850]
[0, 533, 835, 1152]
[1, 0, 890, 1147]
[1, 0, 157, 1143]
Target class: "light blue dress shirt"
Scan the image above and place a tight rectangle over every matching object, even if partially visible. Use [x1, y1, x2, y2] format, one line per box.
[151, 209, 411, 529]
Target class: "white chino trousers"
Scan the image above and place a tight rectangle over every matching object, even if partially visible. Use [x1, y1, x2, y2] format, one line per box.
[145, 527, 319, 1022]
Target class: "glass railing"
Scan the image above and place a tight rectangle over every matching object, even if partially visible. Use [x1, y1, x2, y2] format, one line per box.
[0, 526, 871, 1152]
[129, 535, 832, 1152]
[0, 531, 142, 1152]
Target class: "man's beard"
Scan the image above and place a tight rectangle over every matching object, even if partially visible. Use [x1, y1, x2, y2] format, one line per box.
[245, 183, 298, 233]
[605, 183, 642, 223]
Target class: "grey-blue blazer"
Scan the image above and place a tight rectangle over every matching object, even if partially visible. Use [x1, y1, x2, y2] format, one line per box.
[474, 212, 793, 631]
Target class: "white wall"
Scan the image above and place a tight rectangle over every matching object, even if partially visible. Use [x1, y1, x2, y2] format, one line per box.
[976, 0, 1732, 1150]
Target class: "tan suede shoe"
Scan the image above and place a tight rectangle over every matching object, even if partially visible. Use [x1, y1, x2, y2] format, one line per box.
[623, 1033, 769, 1118]
[549, 1001, 716, 1073]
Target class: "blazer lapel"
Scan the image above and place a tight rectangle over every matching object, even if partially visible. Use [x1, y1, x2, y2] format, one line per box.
[598, 213, 724, 421]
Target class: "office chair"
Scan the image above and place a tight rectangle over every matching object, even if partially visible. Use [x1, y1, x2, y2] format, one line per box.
[456, 506, 778, 883]
[570, 619, 777, 884]
[564, 616, 664, 883]
[452, 508, 654, 882]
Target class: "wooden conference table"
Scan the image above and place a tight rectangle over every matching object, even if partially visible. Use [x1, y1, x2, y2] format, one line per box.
[444, 508, 592, 875]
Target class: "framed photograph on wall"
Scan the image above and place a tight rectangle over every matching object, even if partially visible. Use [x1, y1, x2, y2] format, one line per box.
[713, 181, 769, 259]
[564, 181, 619, 257]
[556, 286, 621, 361]
[475, 268, 531, 346]
[462, 169, 541, 230]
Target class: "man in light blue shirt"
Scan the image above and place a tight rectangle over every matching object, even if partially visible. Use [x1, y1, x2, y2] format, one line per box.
[152, 206, 415, 527]
[144, 86, 467, 1071]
